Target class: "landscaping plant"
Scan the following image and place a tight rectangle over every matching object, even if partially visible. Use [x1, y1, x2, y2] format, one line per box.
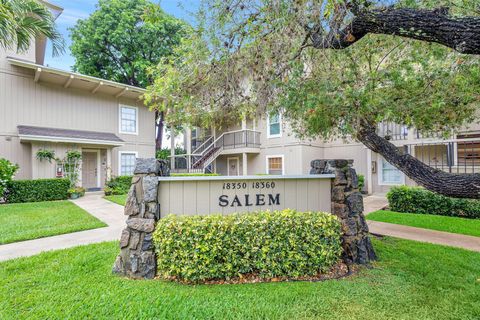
[0, 158, 18, 200]
[387, 186, 480, 219]
[153, 209, 342, 283]
[7, 178, 70, 203]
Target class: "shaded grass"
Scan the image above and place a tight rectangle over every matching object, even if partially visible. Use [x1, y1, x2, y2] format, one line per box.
[0, 238, 479, 319]
[0, 201, 106, 244]
[367, 210, 480, 237]
[104, 194, 127, 206]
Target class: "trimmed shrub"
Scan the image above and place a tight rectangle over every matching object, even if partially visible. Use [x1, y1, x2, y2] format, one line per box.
[6, 178, 70, 203]
[153, 210, 342, 283]
[387, 186, 480, 219]
[105, 176, 132, 195]
[0, 158, 18, 199]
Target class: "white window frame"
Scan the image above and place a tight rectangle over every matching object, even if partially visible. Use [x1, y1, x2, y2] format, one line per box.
[266, 155, 285, 175]
[118, 151, 138, 176]
[378, 157, 405, 186]
[267, 112, 282, 138]
[119, 105, 139, 135]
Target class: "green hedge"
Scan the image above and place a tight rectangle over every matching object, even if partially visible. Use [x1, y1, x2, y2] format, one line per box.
[387, 186, 480, 219]
[105, 176, 132, 195]
[153, 209, 342, 283]
[7, 178, 70, 203]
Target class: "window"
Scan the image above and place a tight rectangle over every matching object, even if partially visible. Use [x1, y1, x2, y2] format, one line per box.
[379, 158, 404, 185]
[119, 152, 137, 176]
[119, 105, 138, 134]
[267, 112, 281, 138]
[266, 156, 284, 175]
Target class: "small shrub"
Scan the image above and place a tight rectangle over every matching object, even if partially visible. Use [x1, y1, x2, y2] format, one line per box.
[387, 186, 480, 219]
[358, 174, 365, 191]
[105, 176, 132, 195]
[6, 178, 70, 203]
[153, 210, 342, 283]
[0, 158, 18, 199]
[68, 187, 86, 198]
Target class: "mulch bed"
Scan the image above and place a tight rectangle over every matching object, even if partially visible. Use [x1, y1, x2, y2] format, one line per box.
[156, 262, 359, 285]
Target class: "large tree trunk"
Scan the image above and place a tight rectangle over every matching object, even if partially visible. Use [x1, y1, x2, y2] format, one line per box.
[312, 7, 480, 55]
[357, 124, 480, 199]
[155, 111, 165, 152]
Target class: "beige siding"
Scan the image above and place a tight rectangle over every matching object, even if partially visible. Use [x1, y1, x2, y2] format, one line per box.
[0, 49, 155, 181]
[158, 177, 332, 216]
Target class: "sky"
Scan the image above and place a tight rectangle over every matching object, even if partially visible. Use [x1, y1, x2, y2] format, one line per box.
[44, 0, 198, 71]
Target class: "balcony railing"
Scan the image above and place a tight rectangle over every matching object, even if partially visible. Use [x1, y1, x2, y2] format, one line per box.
[214, 130, 261, 149]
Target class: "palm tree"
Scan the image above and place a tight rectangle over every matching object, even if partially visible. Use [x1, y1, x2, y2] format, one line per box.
[0, 0, 64, 55]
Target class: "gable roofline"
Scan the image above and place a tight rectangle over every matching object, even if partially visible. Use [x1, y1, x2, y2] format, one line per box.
[7, 57, 147, 101]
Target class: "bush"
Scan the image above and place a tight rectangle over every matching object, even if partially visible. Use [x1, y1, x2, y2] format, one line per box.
[153, 210, 342, 283]
[0, 158, 18, 199]
[6, 178, 70, 203]
[387, 186, 480, 219]
[358, 174, 365, 191]
[105, 176, 132, 195]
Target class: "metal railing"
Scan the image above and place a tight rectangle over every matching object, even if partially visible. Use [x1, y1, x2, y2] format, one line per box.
[214, 129, 261, 149]
[408, 138, 480, 174]
[377, 122, 408, 140]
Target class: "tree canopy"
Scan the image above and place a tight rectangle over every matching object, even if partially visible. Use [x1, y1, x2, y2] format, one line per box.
[145, 0, 480, 198]
[70, 0, 188, 88]
[0, 0, 63, 55]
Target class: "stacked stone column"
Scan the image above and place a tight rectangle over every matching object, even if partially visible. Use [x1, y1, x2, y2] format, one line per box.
[112, 158, 169, 279]
[311, 159, 377, 265]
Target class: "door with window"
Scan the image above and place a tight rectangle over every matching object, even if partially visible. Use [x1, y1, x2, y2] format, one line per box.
[82, 151, 98, 189]
[227, 157, 239, 176]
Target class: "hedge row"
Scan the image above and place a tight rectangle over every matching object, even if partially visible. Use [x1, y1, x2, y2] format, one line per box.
[387, 186, 480, 219]
[104, 176, 132, 195]
[6, 178, 70, 203]
[153, 209, 342, 283]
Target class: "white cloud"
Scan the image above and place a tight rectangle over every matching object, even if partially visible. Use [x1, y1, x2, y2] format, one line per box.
[56, 8, 90, 25]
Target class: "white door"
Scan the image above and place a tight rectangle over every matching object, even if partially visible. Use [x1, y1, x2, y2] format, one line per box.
[227, 157, 239, 176]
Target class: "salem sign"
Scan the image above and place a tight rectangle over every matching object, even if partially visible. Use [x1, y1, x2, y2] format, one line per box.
[157, 175, 334, 216]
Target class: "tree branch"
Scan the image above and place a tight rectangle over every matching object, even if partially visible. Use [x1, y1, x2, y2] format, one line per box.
[356, 122, 480, 199]
[311, 7, 480, 55]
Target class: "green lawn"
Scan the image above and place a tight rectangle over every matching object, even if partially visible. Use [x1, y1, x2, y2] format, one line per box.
[367, 210, 480, 237]
[104, 194, 127, 206]
[0, 201, 106, 244]
[1, 238, 479, 319]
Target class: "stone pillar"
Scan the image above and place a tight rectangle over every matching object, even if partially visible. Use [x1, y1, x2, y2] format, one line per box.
[311, 159, 377, 265]
[112, 158, 169, 279]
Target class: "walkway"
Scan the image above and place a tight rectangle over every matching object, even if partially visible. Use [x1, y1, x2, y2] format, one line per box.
[0, 193, 125, 262]
[363, 194, 480, 252]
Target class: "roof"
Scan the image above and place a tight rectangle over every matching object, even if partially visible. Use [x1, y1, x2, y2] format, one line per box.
[18, 125, 125, 146]
[8, 57, 147, 100]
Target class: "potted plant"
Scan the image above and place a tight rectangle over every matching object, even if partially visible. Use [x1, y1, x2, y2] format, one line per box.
[36, 149, 56, 163]
[68, 187, 86, 199]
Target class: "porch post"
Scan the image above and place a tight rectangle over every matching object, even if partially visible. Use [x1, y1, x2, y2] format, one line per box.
[170, 126, 175, 171]
[185, 127, 192, 171]
[242, 153, 248, 176]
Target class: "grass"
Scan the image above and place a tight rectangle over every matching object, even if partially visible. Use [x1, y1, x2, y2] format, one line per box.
[0, 238, 479, 319]
[0, 201, 106, 244]
[367, 210, 480, 237]
[104, 194, 127, 206]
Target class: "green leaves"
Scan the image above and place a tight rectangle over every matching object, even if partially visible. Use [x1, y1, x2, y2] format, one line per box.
[153, 209, 342, 283]
[0, 0, 64, 55]
[387, 186, 480, 219]
[70, 0, 188, 88]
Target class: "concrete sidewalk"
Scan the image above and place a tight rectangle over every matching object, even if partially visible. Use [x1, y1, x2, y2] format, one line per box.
[0, 193, 125, 262]
[363, 194, 480, 252]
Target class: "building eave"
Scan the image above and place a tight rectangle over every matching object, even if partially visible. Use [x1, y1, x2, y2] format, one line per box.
[7, 57, 147, 100]
[19, 134, 125, 147]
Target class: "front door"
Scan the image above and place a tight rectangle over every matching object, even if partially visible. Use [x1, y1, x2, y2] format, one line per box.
[82, 152, 98, 189]
[227, 157, 239, 176]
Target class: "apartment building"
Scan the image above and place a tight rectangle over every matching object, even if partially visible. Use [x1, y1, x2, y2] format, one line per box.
[0, 2, 156, 190]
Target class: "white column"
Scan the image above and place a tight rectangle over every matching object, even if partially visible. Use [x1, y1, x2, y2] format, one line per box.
[241, 117, 247, 130]
[185, 127, 192, 171]
[242, 153, 248, 176]
[170, 126, 175, 171]
[366, 148, 373, 195]
[106, 148, 112, 182]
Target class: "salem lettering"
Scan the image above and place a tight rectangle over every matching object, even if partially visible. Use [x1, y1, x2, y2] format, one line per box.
[218, 193, 281, 207]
